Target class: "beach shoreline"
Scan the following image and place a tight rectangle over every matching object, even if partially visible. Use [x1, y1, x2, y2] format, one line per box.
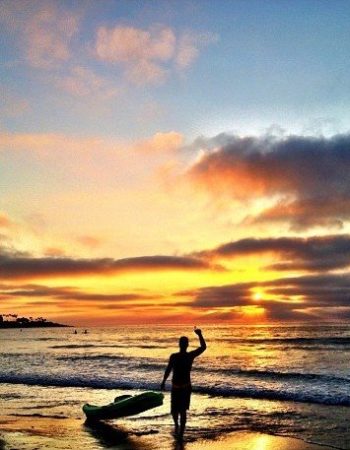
[0, 414, 339, 450]
[1, 326, 349, 449]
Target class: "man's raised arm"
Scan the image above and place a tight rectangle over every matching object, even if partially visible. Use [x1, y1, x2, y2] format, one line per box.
[192, 328, 207, 357]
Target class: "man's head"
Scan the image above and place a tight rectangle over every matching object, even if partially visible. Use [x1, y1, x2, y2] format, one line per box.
[179, 336, 189, 351]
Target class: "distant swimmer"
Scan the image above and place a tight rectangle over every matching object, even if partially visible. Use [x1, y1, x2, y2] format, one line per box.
[161, 327, 207, 440]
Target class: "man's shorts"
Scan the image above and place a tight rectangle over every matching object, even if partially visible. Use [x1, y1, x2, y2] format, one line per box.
[171, 385, 192, 413]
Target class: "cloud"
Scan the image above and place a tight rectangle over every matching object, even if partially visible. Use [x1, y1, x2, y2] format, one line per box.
[0, 129, 185, 198]
[0, 1, 79, 69]
[133, 131, 183, 154]
[175, 31, 218, 70]
[175, 33, 199, 70]
[188, 133, 350, 230]
[0, 130, 183, 157]
[0, 284, 158, 303]
[0, 213, 15, 229]
[75, 235, 104, 250]
[180, 283, 255, 307]
[3, 2, 121, 105]
[55, 66, 118, 99]
[0, 248, 221, 280]
[94, 25, 174, 84]
[94, 25, 217, 85]
[200, 234, 350, 272]
[24, 3, 79, 69]
[181, 273, 350, 322]
[44, 247, 66, 257]
[0, 131, 111, 158]
[95, 25, 175, 63]
[0, 3, 122, 101]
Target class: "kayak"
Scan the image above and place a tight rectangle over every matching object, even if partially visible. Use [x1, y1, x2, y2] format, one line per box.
[83, 391, 164, 421]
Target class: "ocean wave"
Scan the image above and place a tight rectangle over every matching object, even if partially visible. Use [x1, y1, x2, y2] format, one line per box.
[217, 368, 350, 384]
[50, 343, 164, 350]
[1, 373, 349, 407]
[50, 344, 97, 349]
[34, 338, 60, 341]
[6, 350, 349, 386]
[55, 355, 163, 368]
[56, 354, 126, 361]
[0, 393, 22, 399]
[217, 337, 350, 345]
[11, 413, 68, 419]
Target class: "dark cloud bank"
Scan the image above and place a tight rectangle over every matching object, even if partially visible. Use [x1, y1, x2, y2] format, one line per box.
[201, 234, 350, 272]
[189, 234, 350, 321]
[179, 273, 350, 322]
[0, 250, 218, 279]
[3, 234, 350, 280]
[2, 232, 350, 321]
[188, 132, 350, 230]
[0, 283, 162, 311]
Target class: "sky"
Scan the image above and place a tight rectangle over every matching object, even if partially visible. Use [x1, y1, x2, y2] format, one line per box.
[1, 0, 350, 326]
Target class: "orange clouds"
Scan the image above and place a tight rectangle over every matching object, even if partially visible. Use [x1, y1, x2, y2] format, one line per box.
[133, 132, 183, 154]
[0, 0, 218, 112]
[188, 133, 350, 230]
[74, 235, 105, 252]
[94, 25, 175, 85]
[2, 1, 79, 69]
[95, 26, 176, 64]
[179, 273, 350, 322]
[199, 234, 350, 272]
[3, 232, 350, 324]
[0, 130, 183, 157]
[0, 213, 14, 229]
[247, 196, 348, 230]
[0, 131, 109, 156]
[94, 24, 217, 85]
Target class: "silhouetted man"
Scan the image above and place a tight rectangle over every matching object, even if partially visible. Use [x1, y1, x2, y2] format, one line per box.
[161, 328, 207, 439]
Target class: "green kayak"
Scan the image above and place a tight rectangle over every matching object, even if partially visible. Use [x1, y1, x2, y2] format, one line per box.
[83, 391, 164, 421]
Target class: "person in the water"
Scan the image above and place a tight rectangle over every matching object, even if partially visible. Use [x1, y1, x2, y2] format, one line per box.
[161, 327, 207, 439]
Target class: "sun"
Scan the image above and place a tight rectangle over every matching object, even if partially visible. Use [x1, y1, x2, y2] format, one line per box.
[252, 290, 263, 301]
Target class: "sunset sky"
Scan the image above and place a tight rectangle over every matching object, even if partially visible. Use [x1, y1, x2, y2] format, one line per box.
[1, 0, 350, 325]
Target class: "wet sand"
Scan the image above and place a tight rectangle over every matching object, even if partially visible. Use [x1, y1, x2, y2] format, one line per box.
[0, 414, 337, 450]
[186, 432, 336, 450]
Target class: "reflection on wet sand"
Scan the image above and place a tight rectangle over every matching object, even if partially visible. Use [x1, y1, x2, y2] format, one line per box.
[0, 414, 336, 450]
[183, 432, 335, 450]
[84, 419, 158, 450]
[172, 439, 185, 450]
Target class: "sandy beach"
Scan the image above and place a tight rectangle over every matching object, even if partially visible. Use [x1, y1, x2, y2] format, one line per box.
[0, 413, 337, 450]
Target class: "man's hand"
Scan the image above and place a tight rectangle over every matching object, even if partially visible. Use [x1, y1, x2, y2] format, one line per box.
[193, 326, 206, 356]
[160, 381, 166, 391]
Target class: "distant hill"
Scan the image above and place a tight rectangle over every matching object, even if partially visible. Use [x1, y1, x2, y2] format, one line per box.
[0, 315, 70, 328]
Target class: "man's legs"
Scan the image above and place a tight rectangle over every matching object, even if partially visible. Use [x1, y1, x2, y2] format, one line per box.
[179, 410, 187, 438]
[172, 410, 179, 434]
[171, 388, 189, 438]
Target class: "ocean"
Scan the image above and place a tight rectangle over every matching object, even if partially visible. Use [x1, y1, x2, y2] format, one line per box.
[1, 324, 349, 449]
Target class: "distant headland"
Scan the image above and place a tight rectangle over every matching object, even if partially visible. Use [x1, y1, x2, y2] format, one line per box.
[0, 314, 70, 328]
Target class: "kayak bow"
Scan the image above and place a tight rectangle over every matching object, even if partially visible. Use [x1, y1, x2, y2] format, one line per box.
[83, 391, 164, 421]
